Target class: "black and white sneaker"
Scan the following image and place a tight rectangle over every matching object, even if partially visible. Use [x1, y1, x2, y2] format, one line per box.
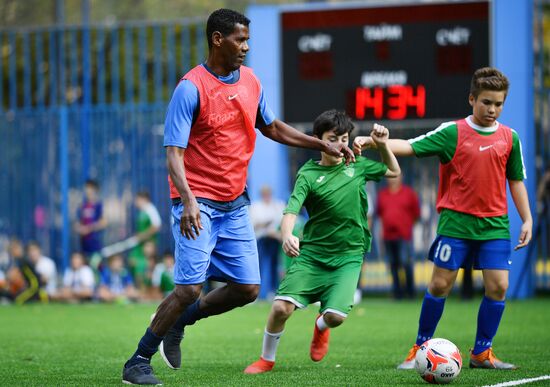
[122, 363, 162, 385]
[159, 327, 184, 370]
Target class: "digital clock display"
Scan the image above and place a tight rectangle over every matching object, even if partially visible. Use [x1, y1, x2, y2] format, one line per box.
[281, 1, 489, 124]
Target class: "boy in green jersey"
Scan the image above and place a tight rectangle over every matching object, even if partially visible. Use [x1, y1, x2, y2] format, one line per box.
[354, 67, 533, 370]
[244, 110, 400, 374]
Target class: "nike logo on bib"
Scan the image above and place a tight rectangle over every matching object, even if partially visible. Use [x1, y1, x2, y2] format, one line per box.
[228, 94, 239, 100]
[479, 145, 493, 152]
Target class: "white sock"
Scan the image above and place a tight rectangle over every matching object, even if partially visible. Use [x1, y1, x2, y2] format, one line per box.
[316, 315, 329, 331]
[261, 329, 283, 362]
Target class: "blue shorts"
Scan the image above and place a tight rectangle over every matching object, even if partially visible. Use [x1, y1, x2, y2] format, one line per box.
[428, 235, 512, 271]
[171, 203, 260, 285]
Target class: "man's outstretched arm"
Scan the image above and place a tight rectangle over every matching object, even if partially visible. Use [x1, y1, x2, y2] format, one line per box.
[259, 119, 355, 164]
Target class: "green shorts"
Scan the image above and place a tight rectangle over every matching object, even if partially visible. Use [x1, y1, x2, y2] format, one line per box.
[275, 253, 362, 317]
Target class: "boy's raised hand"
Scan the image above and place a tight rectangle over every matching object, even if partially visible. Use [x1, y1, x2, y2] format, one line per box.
[353, 136, 374, 154]
[371, 123, 389, 145]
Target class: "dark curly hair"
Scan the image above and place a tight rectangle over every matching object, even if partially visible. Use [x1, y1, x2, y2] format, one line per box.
[312, 110, 355, 138]
[206, 9, 250, 49]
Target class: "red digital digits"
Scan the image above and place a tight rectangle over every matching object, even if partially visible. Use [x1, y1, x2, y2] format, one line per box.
[355, 85, 426, 120]
[355, 87, 384, 119]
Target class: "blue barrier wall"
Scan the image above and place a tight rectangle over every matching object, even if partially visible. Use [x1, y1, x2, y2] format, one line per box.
[493, 0, 536, 298]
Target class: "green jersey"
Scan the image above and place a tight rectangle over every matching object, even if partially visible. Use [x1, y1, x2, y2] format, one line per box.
[129, 202, 161, 262]
[409, 117, 526, 240]
[284, 156, 387, 260]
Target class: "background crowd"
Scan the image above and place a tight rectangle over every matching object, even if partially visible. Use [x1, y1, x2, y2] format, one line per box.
[2, 169, 549, 306]
[0, 180, 174, 305]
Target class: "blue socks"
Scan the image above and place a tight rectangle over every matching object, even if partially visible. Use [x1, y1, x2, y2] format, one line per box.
[126, 328, 163, 367]
[473, 296, 505, 355]
[416, 291, 446, 346]
[171, 299, 208, 332]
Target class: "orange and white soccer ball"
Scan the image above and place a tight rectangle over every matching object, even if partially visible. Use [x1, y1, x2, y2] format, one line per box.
[415, 338, 462, 384]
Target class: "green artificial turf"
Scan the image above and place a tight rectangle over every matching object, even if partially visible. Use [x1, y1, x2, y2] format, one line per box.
[1, 297, 549, 386]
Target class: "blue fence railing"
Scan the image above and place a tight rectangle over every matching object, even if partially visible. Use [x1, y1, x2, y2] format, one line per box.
[0, 20, 205, 109]
[1, 105, 173, 269]
[0, 19, 206, 270]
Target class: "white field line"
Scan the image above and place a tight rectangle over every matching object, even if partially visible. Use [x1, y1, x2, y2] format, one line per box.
[481, 375, 550, 387]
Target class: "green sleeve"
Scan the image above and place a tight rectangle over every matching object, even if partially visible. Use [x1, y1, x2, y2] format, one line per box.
[409, 121, 458, 164]
[358, 156, 388, 181]
[506, 130, 526, 180]
[284, 172, 310, 215]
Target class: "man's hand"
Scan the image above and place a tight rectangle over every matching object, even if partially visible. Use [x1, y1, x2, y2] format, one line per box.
[282, 235, 300, 257]
[514, 220, 533, 250]
[324, 142, 356, 165]
[180, 197, 203, 240]
[353, 136, 375, 154]
[371, 123, 389, 146]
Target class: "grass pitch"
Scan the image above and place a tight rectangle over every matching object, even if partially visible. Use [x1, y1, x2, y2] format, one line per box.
[1, 297, 550, 386]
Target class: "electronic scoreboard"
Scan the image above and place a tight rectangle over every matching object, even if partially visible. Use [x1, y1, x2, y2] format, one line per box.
[281, 1, 490, 128]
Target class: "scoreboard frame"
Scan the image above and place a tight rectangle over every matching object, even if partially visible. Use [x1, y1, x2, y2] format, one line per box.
[280, 0, 491, 132]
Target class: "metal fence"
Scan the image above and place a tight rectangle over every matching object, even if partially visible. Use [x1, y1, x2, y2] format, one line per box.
[0, 19, 206, 269]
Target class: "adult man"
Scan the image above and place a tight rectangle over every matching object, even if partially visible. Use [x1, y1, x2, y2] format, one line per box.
[249, 185, 286, 299]
[376, 175, 420, 299]
[122, 9, 353, 385]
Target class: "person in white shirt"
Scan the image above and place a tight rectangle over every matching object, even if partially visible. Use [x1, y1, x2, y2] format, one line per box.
[54, 252, 95, 302]
[249, 185, 286, 299]
[27, 241, 58, 297]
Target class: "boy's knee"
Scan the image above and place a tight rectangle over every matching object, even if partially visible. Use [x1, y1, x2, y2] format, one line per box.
[429, 277, 453, 297]
[272, 300, 295, 320]
[485, 279, 508, 301]
[323, 312, 346, 327]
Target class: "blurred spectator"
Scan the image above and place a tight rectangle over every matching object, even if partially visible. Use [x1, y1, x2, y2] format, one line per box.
[27, 241, 58, 298]
[144, 240, 158, 283]
[376, 175, 420, 299]
[6, 239, 43, 304]
[157, 252, 175, 297]
[98, 254, 139, 303]
[250, 185, 286, 300]
[128, 191, 161, 290]
[75, 179, 107, 258]
[143, 240, 162, 299]
[55, 252, 95, 302]
[0, 237, 13, 275]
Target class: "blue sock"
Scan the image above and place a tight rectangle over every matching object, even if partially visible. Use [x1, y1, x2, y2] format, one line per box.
[125, 328, 163, 367]
[416, 291, 446, 346]
[171, 299, 208, 332]
[473, 296, 505, 355]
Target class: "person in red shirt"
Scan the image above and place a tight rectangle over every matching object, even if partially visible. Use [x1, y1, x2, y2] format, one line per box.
[376, 175, 420, 299]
